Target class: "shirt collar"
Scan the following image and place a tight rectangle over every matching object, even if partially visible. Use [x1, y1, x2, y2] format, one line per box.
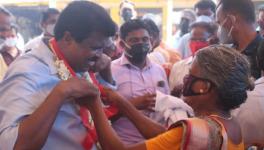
[30, 39, 57, 75]
[119, 54, 152, 70]
[255, 76, 264, 85]
[243, 33, 263, 55]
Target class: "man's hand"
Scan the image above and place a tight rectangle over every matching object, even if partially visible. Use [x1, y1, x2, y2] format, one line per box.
[102, 87, 126, 105]
[54, 77, 100, 102]
[14, 77, 99, 150]
[103, 88, 156, 111]
[92, 54, 114, 84]
[130, 94, 156, 111]
[93, 53, 111, 73]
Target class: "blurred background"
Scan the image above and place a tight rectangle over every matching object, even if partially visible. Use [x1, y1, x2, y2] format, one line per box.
[0, 0, 263, 43]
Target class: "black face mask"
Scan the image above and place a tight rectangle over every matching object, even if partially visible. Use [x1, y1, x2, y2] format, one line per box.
[125, 43, 150, 63]
[182, 74, 214, 97]
[122, 8, 133, 22]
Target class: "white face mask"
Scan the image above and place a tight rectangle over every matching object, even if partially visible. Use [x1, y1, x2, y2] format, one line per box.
[217, 18, 234, 44]
[4, 37, 18, 48]
[46, 24, 55, 36]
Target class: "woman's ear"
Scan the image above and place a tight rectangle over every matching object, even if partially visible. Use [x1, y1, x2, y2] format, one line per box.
[192, 80, 212, 94]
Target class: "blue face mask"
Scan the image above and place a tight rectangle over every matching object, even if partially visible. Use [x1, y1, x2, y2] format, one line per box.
[217, 17, 234, 44]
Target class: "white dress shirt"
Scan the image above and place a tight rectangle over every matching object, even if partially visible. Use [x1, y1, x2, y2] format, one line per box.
[169, 56, 193, 91]
[232, 77, 264, 147]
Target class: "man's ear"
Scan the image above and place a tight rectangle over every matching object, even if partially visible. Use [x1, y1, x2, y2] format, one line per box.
[40, 22, 46, 30]
[119, 40, 126, 49]
[227, 14, 237, 24]
[62, 31, 74, 45]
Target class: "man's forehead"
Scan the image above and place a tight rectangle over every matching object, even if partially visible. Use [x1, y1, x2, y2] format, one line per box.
[48, 14, 59, 21]
[0, 14, 11, 26]
[83, 33, 110, 47]
[196, 8, 212, 13]
[126, 29, 149, 39]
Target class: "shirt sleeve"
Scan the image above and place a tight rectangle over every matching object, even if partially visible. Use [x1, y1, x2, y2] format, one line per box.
[0, 73, 38, 149]
[145, 127, 183, 150]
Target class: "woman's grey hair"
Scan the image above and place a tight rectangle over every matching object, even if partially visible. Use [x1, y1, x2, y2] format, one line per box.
[195, 45, 254, 111]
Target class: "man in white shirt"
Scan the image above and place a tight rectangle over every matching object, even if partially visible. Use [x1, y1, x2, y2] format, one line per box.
[233, 73, 264, 148]
[24, 8, 60, 52]
[174, 0, 216, 59]
[169, 16, 216, 96]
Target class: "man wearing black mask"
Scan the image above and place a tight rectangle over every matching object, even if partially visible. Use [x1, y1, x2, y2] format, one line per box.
[111, 19, 169, 144]
[119, 0, 137, 23]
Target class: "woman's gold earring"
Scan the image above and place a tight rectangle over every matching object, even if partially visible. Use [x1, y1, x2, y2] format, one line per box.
[199, 89, 204, 93]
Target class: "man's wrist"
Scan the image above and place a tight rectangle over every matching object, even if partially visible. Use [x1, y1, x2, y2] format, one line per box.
[96, 73, 117, 90]
[86, 97, 101, 110]
[53, 82, 71, 101]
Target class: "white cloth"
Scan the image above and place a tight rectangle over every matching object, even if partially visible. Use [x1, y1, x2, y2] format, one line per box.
[154, 91, 194, 127]
[169, 56, 193, 91]
[175, 33, 191, 59]
[232, 77, 264, 147]
[0, 40, 98, 150]
[23, 34, 43, 52]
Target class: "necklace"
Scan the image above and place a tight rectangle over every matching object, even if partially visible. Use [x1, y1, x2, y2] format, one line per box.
[210, 114, 233, 120]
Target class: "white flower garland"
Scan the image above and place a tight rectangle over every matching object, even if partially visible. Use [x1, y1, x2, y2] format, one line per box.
[54, 57, 72, 80]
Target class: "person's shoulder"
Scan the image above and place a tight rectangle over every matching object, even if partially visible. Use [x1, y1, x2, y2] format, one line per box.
[172, 57, 192, 69]
[150, 61, 164, 71]
[111, 57, 124, 70]
[5, 53, 50, 79]
[180, 33, 191, 42]
[24, 35, 43, 50]
[247, 77, 264, 97]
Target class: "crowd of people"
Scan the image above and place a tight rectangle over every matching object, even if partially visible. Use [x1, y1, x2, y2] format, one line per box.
[0, 0, 263, 149]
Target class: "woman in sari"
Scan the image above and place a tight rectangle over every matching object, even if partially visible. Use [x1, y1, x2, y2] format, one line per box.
[79, 45, 253, 150]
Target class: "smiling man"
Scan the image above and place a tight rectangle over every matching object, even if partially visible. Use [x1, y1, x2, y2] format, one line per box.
[0, 1, 116, 150]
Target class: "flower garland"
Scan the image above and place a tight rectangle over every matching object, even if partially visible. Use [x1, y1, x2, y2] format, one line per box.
[49, 38, 97, 149]
[49, 38, 118, 150]
[54, 58, 72, 80]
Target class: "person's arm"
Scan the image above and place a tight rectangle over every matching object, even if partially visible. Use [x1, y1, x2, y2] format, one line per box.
[14, 85, 66, 150]
[14, 78, 99, 150]
[83, 97, 182, 150]
[86, 98, 146, 150]
[103, 88, 166, 139]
